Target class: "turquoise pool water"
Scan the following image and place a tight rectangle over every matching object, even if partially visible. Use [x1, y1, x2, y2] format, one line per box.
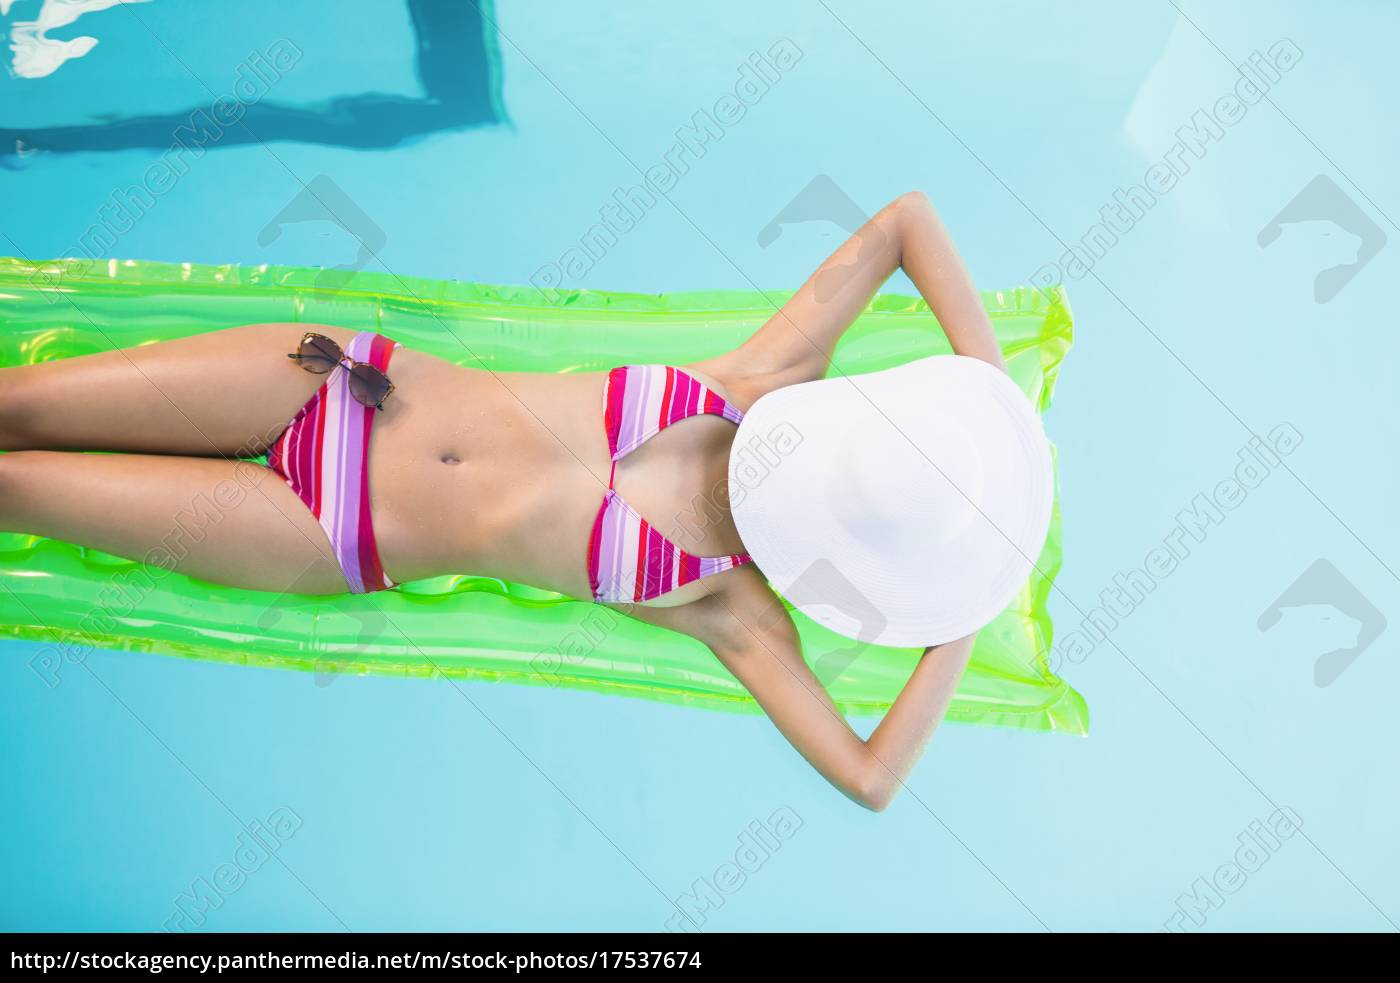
[2, 0, 1396, 932]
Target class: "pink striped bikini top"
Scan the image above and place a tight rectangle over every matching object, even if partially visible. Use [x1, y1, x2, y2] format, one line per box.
[587, 365, 753, 603]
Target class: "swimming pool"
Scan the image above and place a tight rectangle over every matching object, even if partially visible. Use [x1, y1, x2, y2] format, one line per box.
[1, 0, 1396, 932]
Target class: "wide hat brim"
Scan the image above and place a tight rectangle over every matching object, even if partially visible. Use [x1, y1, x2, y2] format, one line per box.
[728, 355, 1054, 648]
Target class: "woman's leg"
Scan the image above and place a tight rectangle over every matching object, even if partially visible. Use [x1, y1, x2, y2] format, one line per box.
[0, 322, 362, 456]
[0, 450, 349, 593]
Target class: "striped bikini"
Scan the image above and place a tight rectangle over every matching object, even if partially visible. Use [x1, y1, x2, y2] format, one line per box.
[266, 331, 398, 594]
[588, 364, 752, 604]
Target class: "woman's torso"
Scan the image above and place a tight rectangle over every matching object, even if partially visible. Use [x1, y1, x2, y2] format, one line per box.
[365, 347, 748, 604]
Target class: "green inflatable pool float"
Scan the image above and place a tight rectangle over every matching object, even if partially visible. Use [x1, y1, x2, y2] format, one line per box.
[0, 256, 1086, 734]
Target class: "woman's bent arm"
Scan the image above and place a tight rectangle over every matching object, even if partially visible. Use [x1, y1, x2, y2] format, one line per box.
[860, 634, 976, 809]
[712, 588, 976, 812]
[701, 190, 1003, 402]
[638, 572, 975, 811]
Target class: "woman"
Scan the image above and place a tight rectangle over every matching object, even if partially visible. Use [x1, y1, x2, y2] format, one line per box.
[0, 191, 1051, 811]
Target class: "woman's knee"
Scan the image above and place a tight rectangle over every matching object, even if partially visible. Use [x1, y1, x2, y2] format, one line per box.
[0, 367, 44, 450]
[0, 450, 57, 520]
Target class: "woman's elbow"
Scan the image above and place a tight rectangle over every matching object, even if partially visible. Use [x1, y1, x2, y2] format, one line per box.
[870, 190, 927, 232]
[889, 190, 933, 226]
[850, 772, 897, 813]
[894, 189, 930, 210]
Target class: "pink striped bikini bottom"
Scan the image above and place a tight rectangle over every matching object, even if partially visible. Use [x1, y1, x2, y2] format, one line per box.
[266, 331, 398, 594]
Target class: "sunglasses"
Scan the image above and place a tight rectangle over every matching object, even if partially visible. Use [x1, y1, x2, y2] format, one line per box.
[287, 332, 395, 410]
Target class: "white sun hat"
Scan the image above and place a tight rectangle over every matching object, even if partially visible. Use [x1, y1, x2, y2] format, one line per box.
[727, 355, 1054, 648]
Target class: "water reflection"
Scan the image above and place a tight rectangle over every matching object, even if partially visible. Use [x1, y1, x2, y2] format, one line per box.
[0, 0, 508, 159]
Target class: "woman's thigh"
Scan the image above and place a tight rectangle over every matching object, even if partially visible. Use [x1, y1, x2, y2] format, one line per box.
[0, 449, 350, 594]
[0, 322, 362, 456]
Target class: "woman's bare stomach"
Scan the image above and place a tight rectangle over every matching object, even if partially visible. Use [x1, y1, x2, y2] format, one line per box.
[364, 351, 610, 598]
